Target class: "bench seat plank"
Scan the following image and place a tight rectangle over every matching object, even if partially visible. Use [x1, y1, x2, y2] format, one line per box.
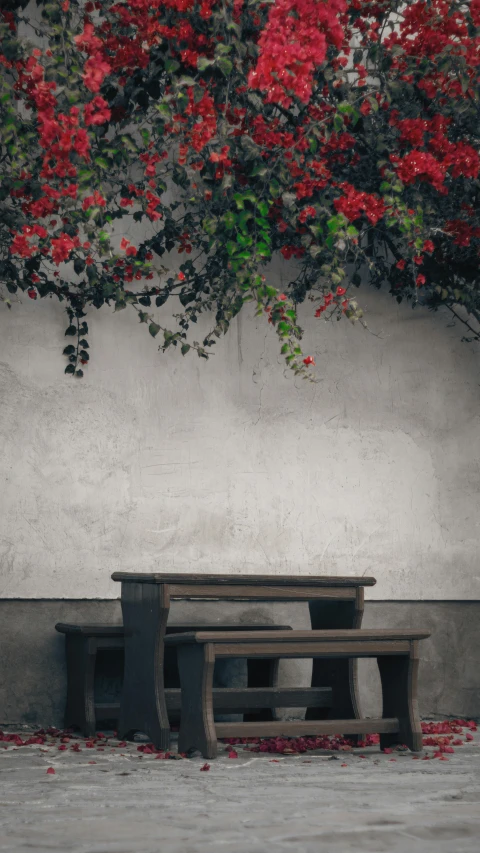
[56, 623, 294, 637]
[55, 623, 124, 636]
[165, 629, 430, 644]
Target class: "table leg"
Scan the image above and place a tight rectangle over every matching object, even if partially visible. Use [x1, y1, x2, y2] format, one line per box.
[305, 591, 364, 743]
[118, 582, 171, 750]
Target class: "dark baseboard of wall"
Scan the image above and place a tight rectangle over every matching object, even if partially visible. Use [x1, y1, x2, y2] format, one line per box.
[0, 599, 478, 727]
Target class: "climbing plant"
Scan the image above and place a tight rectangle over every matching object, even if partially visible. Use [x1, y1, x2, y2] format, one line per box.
[1, 0, 479, 377]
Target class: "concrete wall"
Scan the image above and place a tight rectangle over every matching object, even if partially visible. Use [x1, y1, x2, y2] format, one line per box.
[0, 599, 478, 725]
[1, 276, 479, 600]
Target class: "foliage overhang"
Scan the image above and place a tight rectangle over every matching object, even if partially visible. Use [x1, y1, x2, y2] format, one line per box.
[1, 0, 479, 378]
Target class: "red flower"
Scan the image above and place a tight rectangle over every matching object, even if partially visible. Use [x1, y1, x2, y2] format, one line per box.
[28, 288, 37, 299]
[392, 151, 446, 193]
[336, 286, 346, 296]
[82, 190, 106, 211]
[51, 232, 78, 265]
[416, 274, 426, 287]
[303, 355, 315, 366]
[84, 96, 111, 126]
[83, 56, 111, 93]
[334, 183, 386, 225]
[178, 271, 186, 281]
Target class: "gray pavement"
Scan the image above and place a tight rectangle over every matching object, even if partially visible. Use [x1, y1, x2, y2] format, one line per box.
[0, 728, 479, 853]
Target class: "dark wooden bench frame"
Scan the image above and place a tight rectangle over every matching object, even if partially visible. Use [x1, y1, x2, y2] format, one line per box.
[55, 622, 294, 737]
[112, 572, 376, 749]
[165, 628, 430, 759]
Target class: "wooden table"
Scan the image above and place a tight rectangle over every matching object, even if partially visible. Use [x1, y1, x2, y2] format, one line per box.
[111, 572, 376, 749]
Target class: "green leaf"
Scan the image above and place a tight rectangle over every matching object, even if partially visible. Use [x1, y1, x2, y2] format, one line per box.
[223, 212, 236, 229]
[181, 343, 190, 355]
[250, 163, 267, 177]
[217, 57, 233, 76]
[177, 76, 196, 87]
[327, 215, 344, 234]
[65, 325, 76, 336]
[269, 180, 281, 198]
[149, 321, 161, 337]
[94, 157, 109, 169]
[78, 169, 94, 183]
[64, 364, 75, 374]
[256, 242, 271, 257]
[197, 56, 214, 72]
[121, 134, 138, 152]
[156, 102, 172, 118]
[63, 345, 75, 355]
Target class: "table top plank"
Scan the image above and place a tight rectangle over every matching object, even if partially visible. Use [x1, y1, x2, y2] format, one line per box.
[112, 572, 376, 588]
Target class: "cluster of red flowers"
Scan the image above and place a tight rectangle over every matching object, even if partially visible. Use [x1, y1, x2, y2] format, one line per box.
[248, 0, 346, 107]
[334, 183, 386, 225]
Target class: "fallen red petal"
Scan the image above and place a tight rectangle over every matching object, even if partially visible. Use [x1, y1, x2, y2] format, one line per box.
[46, 767, 55, 774]
[200, 763, 210, 771]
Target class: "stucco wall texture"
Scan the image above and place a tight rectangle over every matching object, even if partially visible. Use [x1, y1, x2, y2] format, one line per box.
[1, 275, 479, 600]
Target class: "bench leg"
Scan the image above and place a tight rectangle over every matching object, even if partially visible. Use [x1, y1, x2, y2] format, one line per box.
[118, 582, 171, 750]
[64, 636, 96, 738]
[377, 641, 423, 753]
[177, 643, 217, 759]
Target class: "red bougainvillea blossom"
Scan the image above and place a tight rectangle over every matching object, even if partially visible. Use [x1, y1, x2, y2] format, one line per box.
[1, 0, 479, 380]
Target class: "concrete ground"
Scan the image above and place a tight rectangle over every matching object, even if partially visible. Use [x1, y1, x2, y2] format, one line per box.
[0, 728, 479, 853]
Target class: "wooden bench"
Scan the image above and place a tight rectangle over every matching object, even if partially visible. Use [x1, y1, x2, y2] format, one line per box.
[165, 628, 430, 758]
[55, 622, 293, 736]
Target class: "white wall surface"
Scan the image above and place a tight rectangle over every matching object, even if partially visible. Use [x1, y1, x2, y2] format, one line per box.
[1, 271, 479, 599]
